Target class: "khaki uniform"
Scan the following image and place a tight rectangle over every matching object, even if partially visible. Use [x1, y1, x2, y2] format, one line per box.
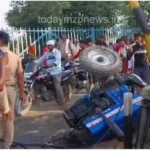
[0, 47, 23, 148]
[0, 86, 10, 114]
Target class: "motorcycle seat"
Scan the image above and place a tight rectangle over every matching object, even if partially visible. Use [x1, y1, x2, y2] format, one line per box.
[74, 69, 85, 74]
[62, 70, 72, 80]
[118, 74, 147, 88]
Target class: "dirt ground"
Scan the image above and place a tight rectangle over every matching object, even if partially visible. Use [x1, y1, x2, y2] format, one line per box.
[0, 92, 124, 149]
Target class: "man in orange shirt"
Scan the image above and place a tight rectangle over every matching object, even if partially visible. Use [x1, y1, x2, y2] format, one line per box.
[28, 45, 35, 55]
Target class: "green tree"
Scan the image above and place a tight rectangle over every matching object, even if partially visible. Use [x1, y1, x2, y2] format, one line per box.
[63, 1, 125, 27]
[6, 1, 128, 28]
[120, 1, 150, 28]
[6, 1, 71, 28]
[6, 1, 150, 28]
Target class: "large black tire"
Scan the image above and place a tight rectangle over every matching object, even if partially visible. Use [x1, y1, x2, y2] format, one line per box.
[79, 46, 122, 78]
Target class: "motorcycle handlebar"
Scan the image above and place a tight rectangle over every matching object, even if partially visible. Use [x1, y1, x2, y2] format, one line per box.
[29, 64, 44, 79]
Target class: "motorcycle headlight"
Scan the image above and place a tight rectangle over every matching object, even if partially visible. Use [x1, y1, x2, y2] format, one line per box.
[24, 72, 33, 79]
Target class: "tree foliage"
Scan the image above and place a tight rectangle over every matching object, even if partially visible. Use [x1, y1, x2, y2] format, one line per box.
[6, 1, 150, 28]
[63, 1, 125, 27]
[6, 1, 70, 28]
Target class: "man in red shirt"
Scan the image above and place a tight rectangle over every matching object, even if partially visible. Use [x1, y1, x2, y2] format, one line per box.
[115, 37, 129, 74]
[70, 39, 95, 93]
[71, 39, 88, 60]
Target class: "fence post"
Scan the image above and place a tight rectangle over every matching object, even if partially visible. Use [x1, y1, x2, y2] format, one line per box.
[123, 92, 133, 149]
[91, 27, 95, 43]
[48, 27, 52, 40]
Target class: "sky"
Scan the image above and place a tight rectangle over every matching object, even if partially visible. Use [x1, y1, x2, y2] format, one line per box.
[0, 0, 11, 28]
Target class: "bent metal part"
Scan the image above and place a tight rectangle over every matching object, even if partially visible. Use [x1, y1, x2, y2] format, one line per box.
[86, 96, 143, 128]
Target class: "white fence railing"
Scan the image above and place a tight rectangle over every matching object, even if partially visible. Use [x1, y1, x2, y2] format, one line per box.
[1, 27, 140, 58]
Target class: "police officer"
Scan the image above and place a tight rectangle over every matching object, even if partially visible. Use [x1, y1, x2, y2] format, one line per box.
[0, 31, 24, 148]
[0, 52, 11, 117]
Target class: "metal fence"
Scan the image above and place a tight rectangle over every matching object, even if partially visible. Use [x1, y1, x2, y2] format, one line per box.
[1, 27, 141, 58]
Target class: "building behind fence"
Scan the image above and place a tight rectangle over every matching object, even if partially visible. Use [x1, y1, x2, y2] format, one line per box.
[2, 27, 141, 58]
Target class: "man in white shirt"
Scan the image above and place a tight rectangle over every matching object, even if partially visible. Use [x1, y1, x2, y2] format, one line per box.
[57, 33, 75, 61]
[34, 40, 65, 106]
[128, 55, 134, 73]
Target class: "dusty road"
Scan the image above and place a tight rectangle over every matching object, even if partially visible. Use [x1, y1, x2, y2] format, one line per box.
[14, 94, 80, 146]
[0, 93, 124, 149]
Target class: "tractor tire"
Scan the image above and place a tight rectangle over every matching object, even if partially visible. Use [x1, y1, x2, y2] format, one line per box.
[79, 46, 122, 78]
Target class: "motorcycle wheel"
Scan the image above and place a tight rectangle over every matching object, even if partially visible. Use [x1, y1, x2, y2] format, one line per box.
[79, 46, 122, 78]
[62, 83, 72, 102]
[32, 83, 54, 102]
[15, 90, 33, 116]
[69, 76, 76, 93]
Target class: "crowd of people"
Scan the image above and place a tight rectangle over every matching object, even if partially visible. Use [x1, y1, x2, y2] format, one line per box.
[25, 32, 150, 97]
[0, 30, 149, 148]
[111, 33, 150, 85]
[35, 32, 149, 84]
